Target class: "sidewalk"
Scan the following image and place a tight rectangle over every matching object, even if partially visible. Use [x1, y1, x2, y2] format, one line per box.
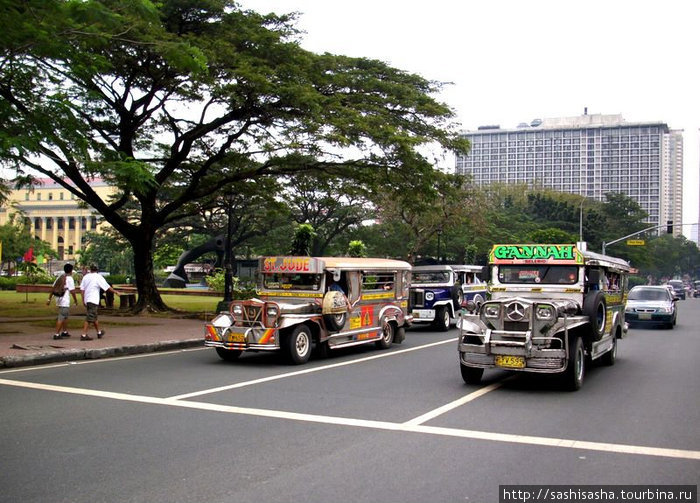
[0, 313, 207, 368]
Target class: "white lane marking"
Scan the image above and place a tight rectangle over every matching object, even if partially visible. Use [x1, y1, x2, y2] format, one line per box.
[403, 378, 513, 426]
[169, 338, 457, 400]
[1, 377, 698, 461]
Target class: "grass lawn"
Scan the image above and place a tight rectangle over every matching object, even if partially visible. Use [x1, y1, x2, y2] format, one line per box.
[0, 290, 222, 319]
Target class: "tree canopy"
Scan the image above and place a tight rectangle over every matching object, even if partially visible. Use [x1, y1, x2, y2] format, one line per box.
[0, 0, 469, 311]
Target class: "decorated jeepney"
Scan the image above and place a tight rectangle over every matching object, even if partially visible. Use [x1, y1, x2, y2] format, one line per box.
[205, 256, 412, 364]
[458, 243, 631, 390]
[409, 265, 487, 331]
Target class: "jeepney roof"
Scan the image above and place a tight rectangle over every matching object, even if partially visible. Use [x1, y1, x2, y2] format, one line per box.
[581, 249, 632, 272]
[413, 264, 483, 273]
[260, 256, 411, 272]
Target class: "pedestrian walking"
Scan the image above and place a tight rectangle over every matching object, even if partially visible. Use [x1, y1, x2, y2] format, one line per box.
[47, 263, 79, 340]
[79, 264, 121, 341]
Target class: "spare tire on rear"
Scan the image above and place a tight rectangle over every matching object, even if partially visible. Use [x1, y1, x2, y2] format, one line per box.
[583, 290, 606, 340]
[322, 291, 348, 331]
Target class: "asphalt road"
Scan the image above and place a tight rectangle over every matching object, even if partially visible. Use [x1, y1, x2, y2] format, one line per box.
[1, 300, 699, 503]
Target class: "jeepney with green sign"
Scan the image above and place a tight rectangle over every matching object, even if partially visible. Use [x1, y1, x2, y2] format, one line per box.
[458, 243, 631, 390]
[205, 256, 412, 364]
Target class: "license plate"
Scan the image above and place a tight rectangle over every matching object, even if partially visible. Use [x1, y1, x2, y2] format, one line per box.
[495, 355, 525, 369]
[229, 333, 246, 343]
[638, 313, 652, 320]
[412, 309, 432, 319]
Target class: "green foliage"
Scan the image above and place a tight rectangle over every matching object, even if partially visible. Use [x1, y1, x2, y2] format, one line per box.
[204, 270, 255, 299]
[347, 240, 367, 257]
[77, 232, 133, 275]
[290, 223, 316, 256]
[526, 228, 578, 244]
[1, 0, 465, 311]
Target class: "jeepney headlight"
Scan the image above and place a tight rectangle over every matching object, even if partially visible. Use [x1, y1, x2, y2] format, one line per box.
[536, 306, 554, 320]
[231, 305, 243, 318]
[425, 292, 435, 301]
[266, 305, 279, 317]
[484, 305, 500, 318]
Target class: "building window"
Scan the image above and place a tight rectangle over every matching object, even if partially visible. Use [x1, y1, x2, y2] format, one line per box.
[37, 193, 42, 201]
[60, 193, 64, 200]
[46, 219, 53, 230]
[48, 193, 53, 201]
[81, 217, 87, 230]
[57, 217, 64, 230]
[68, 217, 75, 230]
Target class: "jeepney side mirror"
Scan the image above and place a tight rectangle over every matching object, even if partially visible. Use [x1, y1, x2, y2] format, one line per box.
[332, 270, 341, 282]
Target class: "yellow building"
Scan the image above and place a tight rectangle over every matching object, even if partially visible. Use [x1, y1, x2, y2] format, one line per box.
[0, 178, 116, 261]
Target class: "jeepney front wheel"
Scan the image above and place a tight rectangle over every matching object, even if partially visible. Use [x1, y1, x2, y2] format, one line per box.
[376, 320, 395, 349]
[460, 364, 484, 385]
[286, 325, 313, 364]
[215, 347, 242, 362]
[433, 306, 450, 332]
[562, 335, 585, 391]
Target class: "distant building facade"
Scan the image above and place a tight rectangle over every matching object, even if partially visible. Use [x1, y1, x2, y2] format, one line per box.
[0, 178, 115, 261]
[455, 113, 684, 236]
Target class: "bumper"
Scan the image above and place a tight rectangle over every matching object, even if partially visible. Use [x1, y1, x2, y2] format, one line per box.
[459, 341, 568, 374]
[626, 313, 674, 324]
[204, 324, 279, 351]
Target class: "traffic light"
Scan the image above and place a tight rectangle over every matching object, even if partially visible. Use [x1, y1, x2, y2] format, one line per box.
[667, 220, 673, 234]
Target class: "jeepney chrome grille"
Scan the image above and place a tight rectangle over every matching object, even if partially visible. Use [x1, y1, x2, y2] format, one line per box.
[504, 321, 529, 332]
[410, 290, 425, 309]
[235, 303, 263, 328]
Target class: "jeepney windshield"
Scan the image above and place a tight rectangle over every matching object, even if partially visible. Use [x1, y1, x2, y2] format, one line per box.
[497, 265, 579, 285]
[262, 272, 323, 292]
[413, 271, 450, 284]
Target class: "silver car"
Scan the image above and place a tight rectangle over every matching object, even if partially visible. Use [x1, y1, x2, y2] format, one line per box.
[625, 286, 677, 329]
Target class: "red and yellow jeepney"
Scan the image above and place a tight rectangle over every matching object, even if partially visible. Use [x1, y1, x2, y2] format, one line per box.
[205, 256, 413, 364]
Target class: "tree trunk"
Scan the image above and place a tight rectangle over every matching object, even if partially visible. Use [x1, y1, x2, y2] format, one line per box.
[131, 235, 169, 312]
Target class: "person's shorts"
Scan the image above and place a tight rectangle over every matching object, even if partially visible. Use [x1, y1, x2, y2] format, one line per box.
[85, 302, 99, 323]
[57, 307, 70, 322]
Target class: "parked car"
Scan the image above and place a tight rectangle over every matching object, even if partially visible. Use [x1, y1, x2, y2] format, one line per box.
[694, 280, 700, 298]
[625, 285, 677, 329]
[667, 279, 686, 300]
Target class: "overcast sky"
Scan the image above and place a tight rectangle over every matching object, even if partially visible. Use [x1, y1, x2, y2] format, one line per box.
[241, 0, 700, 238]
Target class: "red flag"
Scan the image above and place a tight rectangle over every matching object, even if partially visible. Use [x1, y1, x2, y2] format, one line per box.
[23, 247, 34, 262]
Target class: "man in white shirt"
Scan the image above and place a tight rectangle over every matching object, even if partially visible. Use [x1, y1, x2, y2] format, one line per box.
[80, 264, 121, 341]
[47, 263, 79, 340]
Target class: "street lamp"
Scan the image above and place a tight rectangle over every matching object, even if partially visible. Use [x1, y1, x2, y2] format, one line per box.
[437, 228, 443, 264]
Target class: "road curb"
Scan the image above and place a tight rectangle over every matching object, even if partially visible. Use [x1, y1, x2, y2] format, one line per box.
[0, 339, 204, 369]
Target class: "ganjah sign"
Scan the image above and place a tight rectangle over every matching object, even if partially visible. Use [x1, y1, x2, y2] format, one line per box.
[490, 244, 584, 265]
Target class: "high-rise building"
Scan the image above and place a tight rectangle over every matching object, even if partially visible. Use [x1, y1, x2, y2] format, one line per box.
[0, 178, 115, 261]
[455, 113, 684, 236]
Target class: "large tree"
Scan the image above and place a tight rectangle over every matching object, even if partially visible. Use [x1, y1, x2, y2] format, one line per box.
[0, 0, 468, 311]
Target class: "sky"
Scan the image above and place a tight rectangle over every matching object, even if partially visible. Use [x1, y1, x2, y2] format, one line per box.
[241, 0, 700, 239]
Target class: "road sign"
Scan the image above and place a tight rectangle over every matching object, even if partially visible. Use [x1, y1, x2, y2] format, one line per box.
[626, 239, 645, 246]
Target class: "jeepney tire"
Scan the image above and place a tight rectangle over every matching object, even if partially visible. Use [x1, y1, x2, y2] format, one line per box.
[562, 335, 585, 391]
[452, 286, 464, 310]
[394, 326, 406, 344]
[323, 312, 347, 332]
[215, 347, 242, 362]
[460, 365, 484, 385]
[286, 325, 313, 365]
[376, 320, 395, 349]
[473, 294, 485, 309]
[583, 291, 607, 340]
[600, 332, 617, 366]
[433, 306, 450, 332]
